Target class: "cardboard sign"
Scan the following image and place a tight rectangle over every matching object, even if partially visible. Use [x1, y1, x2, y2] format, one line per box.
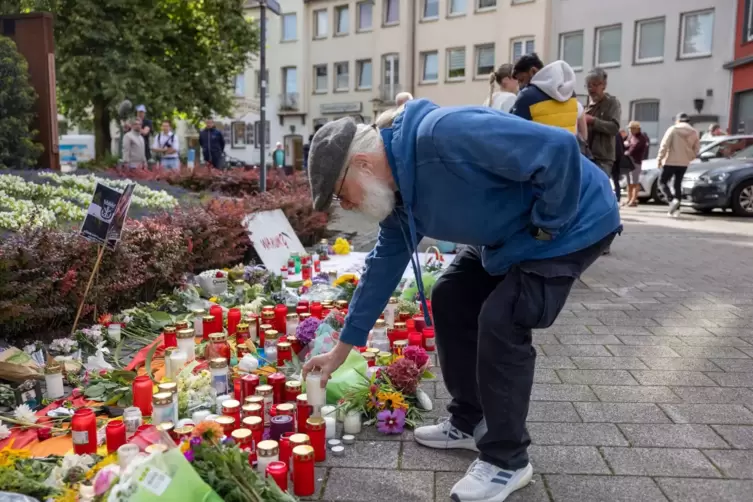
[80, 181, 135, 249]
[243, 209, 305, 272]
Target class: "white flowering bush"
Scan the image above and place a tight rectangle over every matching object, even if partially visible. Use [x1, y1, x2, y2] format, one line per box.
[0, 173, 178, 230]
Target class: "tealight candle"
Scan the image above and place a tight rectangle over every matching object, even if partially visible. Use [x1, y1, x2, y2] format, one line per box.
[331, 445, 345, 456]
[328, 439, 342, 449]
[342, 434, 355, 445]
[107, 323, 121, 343]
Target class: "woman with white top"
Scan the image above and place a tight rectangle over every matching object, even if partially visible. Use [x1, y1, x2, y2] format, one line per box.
[484, 64, 519, 113]
[152, 120, 180, 170]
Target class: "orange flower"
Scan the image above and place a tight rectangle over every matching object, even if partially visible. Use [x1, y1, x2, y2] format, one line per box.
[192, 421, 223, 443]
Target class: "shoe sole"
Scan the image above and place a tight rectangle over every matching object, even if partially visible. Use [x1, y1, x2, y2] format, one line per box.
[450, 464, 534, 502]
[414, 436, 479, 452]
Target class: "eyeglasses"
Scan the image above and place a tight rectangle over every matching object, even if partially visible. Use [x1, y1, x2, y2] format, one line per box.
[333, 123, 378, 203]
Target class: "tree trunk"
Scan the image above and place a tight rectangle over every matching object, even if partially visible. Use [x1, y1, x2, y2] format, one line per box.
[93, 98, 112, 160]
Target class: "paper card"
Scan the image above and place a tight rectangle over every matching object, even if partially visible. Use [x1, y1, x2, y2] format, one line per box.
[243, 209, 306, 272]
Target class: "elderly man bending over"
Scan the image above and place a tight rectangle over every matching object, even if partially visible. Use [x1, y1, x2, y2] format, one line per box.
[302, 99, 621, 501]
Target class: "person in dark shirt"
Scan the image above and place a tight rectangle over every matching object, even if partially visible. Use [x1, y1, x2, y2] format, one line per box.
[624, 121, 649, 206]
[135, 105, 153, 161]
[199, 117, 226, 168]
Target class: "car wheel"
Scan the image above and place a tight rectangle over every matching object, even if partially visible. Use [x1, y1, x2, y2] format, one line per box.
[731, 180, 753, 217]
[651, 180, 668, 204]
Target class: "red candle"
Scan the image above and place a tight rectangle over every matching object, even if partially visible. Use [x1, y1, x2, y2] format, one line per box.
[202, 315, 215, 340]
[245, 395, 265, 420]
[242, 416, 264, 447]
[279, 431, 295, 467]
[227, 308, 241, 336]
[209, 304, 224, 334]
[71, 408, 97, 455]
[222, 400, 242, 429]
[413, 315, 426, 333]
[277, 341, 293, 367]
[163, 326, 177, 348]
[405, 318, 415, 333]
[284, 381, 302, 402]
[298, 300, 309, 310]
[310, 302, 322, 319]
[274, 304, 288, 335]
[267, 372, 287, 404]
[305, 417, 326, 462]
[276, 403, 295, 418]
[301, 264, 312, 281]
[296, 394, 311, 433]
[242, 403, 263, 419]
[234, 379, 242, 400]
[132, 375, 153, 417]
[313, 256, 321, 273]
[231, 428, 253, 449]
[423, 327, 436, 351]
[292, 445, 316, 496]
[266, 461, 288, 492]
[295, 305, 308, 315]
[280, 265, 288, 277]
[409, 332, 423, 347]
[241, 374, 260, 401]
[105, 420, 127, 454]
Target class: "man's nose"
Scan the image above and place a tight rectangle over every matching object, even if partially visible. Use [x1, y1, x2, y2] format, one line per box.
[340, 200, 355, 210]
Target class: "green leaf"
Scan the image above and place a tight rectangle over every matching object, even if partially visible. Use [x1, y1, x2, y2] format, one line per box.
[144, 341, 160, 383]
[422, 370, 435, 380]
[147, 311, 174, 330]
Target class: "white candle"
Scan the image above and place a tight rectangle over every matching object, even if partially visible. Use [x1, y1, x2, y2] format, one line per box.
[324, 416, 337, 439]
[107, 324, 121, 343]
[177, 335, 195, 363]
[169, 350, 188, 378]
[305, 371, 326, 408]
[117, 444, 139, 470]
[216, 394, 231, 414]
[321, 405, 337, 419]
[192, 410, 211, 423]
[44, 370, 65, 399]
[343, 410, 362, 434]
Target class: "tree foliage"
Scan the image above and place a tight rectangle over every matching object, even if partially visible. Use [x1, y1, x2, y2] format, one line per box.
[2, 0, 259, 159]
[0, 35, 43, 168]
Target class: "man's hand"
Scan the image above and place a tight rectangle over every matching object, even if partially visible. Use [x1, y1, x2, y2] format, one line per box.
[302, 341, 353, 388]
[585, 114, 595, 125]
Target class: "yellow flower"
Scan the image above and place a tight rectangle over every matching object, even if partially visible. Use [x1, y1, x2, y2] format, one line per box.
[208, 296, 219, 303]
[0, 441, 30, 468]
[86, 453, 117, 479]
[333, 273, 357, 287]
[332, 237, 351, 255]
[377, 391, 408, 410]
[54, 487, 78, 502]
[303, 279, 312, 287]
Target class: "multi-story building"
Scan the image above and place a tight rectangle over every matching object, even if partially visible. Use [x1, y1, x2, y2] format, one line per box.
[725, 0, 753, 133]
[551, 0, 735, 153]
[302, 0, 551, 127]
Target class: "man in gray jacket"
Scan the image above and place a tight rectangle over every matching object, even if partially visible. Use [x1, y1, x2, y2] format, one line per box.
[585, 68, 621, 178]
[122, 119, 146, 168]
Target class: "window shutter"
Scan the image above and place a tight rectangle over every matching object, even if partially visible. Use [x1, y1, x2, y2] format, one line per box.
[449, 49, 465, 70]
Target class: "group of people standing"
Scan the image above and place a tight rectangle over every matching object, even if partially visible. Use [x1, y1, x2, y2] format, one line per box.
[122, 104, 180, 169]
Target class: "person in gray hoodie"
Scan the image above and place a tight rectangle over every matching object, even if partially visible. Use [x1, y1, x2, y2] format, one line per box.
[657, 112, 701, 217]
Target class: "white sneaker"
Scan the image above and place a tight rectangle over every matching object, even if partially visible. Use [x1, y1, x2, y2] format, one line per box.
[414, 418, 478, 452]
[668, 198, 681, 216]
[451, 459, 533, 502]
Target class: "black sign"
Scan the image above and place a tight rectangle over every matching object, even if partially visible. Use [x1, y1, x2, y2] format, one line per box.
[80, 182, 135, 249]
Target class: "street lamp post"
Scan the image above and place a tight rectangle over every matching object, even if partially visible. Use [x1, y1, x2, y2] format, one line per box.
[255, 0, 281, 192]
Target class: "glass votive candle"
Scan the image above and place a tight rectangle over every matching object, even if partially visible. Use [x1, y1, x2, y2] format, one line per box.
[343, 410, 362, 434]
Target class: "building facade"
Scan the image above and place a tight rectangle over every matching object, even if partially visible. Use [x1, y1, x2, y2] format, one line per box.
[302, 0, 551, 127]
[725, 0, 753, 133]
[550, 0, 735, 152]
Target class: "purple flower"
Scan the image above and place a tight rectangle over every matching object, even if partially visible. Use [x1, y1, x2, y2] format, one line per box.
[190, 436, 202, 448]
[376, 408, 406, 435]
[312, 273, 329, 285]
[184, 449, 195, 462]
[296, 316, 321, 345]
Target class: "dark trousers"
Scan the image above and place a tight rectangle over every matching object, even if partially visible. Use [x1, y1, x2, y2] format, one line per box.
[611, 166, 622, 202]
[432, 233, 616, 470]
[659, 165, 687, 202]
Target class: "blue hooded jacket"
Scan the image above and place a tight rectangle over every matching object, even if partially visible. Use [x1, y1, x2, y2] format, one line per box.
[338, 99, 621, 347]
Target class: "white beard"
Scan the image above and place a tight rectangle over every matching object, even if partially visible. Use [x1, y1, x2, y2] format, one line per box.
[357, 172, 396, 222]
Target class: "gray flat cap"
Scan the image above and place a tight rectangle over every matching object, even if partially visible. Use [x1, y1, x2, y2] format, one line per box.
[308, 117, 358, 211]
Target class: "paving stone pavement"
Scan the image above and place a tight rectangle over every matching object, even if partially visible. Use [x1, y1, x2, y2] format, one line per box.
[315, 205, 753, 501]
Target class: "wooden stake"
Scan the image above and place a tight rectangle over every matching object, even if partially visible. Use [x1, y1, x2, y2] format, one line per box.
[71, 245, 105, 335]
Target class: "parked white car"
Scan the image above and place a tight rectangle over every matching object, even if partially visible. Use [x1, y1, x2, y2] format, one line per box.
[631, 135, 753, 203]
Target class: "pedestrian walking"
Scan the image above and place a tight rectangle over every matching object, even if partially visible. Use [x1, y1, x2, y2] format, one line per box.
[199, 117, 226, 169]
[657, 112, 701, 217]
[122, 119, 146, 169]
[135, 105, 153, 161]
[484, 64, 518, 113]
[303, 99, 621, 502]
[623, 121, 649, 206]
[701, 123, 726, 141]
[152, 120, 180, 170]
[584, 68, 621, 179]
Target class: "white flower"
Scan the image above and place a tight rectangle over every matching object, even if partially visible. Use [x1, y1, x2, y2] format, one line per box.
[13, 403, 38, 424]
[50, 337, 78, 355]
[82, 326, 104, 344]
[0, 420, 10, 440]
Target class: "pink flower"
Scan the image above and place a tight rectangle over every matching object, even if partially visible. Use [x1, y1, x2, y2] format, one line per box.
[376, 408, 406, 435]
[403, 346, 429, 370]
[93, 465, 119, 495]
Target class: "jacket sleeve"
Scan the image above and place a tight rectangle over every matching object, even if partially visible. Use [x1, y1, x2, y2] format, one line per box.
[590, 99, 621, 136]
[432, 110, 581, 237]
[510, 88, 533, 120]
[123, 136, 131, 162]
[218, 131, 226, 151]
[656, 127, 673, 168]
[692, 131, 701, 156]
[199, 131, 206, 151]
[339, 210, 420, 346]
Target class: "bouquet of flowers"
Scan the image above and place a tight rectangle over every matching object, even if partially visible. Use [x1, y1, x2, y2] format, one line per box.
[176, 365, 215, 418]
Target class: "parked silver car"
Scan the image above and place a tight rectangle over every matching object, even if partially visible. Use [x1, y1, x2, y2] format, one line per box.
[627, 135, 753, 203]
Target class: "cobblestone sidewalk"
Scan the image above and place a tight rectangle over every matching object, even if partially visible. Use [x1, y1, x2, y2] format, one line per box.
[314, 207, 753, 501]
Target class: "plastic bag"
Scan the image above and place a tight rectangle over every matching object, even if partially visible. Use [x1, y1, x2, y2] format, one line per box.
[324, 350, 369, 404]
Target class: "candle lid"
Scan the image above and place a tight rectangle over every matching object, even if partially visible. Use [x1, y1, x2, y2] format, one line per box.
[209, 357, 228, 369]
[365, 347, 380, 354]
[242, 415, 263, 428]
[292, 444, 315, 460]
[299, 313, 312, 320]
[306, 417, 325, 430]
[233, 279, 246, 285]
[393, 339, 408, 347]
[362, 352, 376, 360]
[296, 393, 308, 403]
[257, 440, 279, 456]
[289, 433, 310, 445]
[394, 322, 407, 329]
[276, 403, 295, 413]
[320, 238, 328, 244]
[374, 319, 386, 328]
[176, 328, 195, 339]
[174, 425, 194, 436]
[209, 332, 228, 342]
[398, 310, 410, 316]
[44, 362, 63, 375]
[262, 311, 275, 319]
[259, 323, 274, 331]
[236, 322, 250, 333]
[202, 315, 216, 322]
[157, 421, 174, 432]
[286, 313, 299, 320]
[192, 308, 205, 315]
[271, 415, 293, 426]
[276, 341, 292, 350]
[231, 428, 252, 441]
[153, 392, 173, 405]
[163, 326, 177, 333]
[242, 402, 262, 413]
[378, 351, 392, 358]
[164, 346, 177, 356]
[335, 300, 348, 307]
[388, 297, 398, 304]
[175, 321, 189, 330]
[262, 304, 275, 310]
[245, 395, 265, 405]
[222, 399, 241, 410]
[145, 444, 168, 454]
[266, 461, 288, 474]
[264, 329, 279, 340]
[301, 263, 311, 269]
[256, 384, 273, 396]
[285, 380, 302, 389]
[214, 415, 235, 426]
[158, 382, 178, 394]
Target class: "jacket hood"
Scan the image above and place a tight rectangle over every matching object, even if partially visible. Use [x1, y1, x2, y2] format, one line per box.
[530, 60, 576, 103]
[674, 122, 698, 138]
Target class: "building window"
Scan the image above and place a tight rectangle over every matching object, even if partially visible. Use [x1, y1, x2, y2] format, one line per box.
[447, 47, 466, 80]
[680, 9, 714, 59]
[511, 37, 535, 62]
[382, 53, 400, 86]
[255, 69, 268, 96]
[282, 67, 297, 94]
[384, 0, 399, 25]
[635, 17, 665, 63]
[254, 121, 271, 147]
[595, 25, 622, 67]
[511, 0, 534, 4]
[631, 100, 660, 142]
[234, 74, 245, 97]
[314, 65, 328, 92]
[477, 0, 496, 10]
[449, 0, 465, 15]
[334, 62, 349, 91]
[421, 51, 439, 82]
[335, 5, 349, 35]
[559, 31, 584, 70]
[747, 0, 753, 42]
[475, 44, 494, 77]
[314, 9, 328, 38]
[357, 59, 372, 89]
[357, 1, 373, 31]
[281, 13, 297, 41]
[423, 0, 439, 19]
